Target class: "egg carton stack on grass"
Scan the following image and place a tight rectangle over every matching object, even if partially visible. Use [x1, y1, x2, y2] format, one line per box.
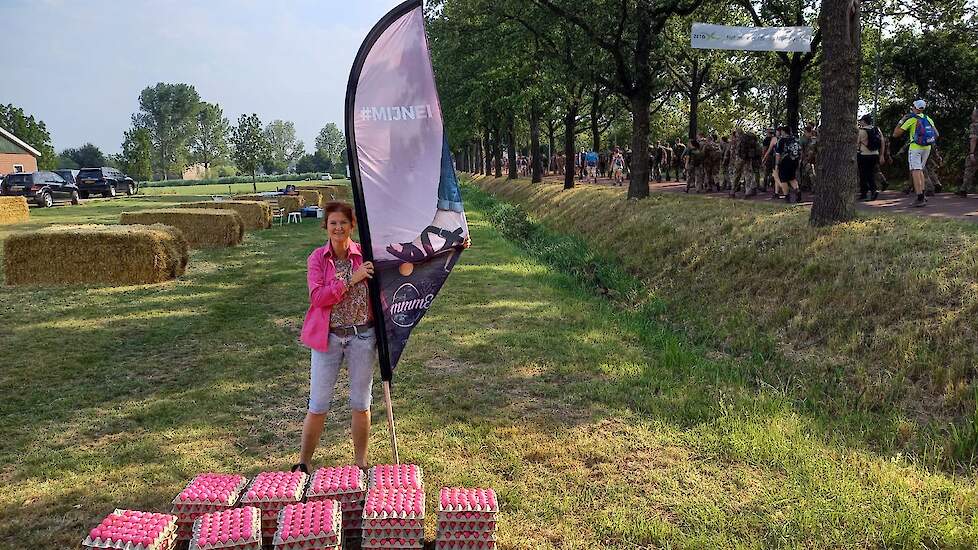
[238, 470, 309, 545]
[272, 499, 342, 550]
[171, 473, 249, 543]
[189, 506, 263, 550]
[435, 488, 499, 550]
[82, 509, 178, 550]
[360, 465, 425, 550]
[306, 466, 368, 546]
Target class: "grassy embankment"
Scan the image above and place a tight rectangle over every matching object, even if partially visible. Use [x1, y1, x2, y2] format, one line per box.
[471, 174, 978, 471]
[0, 182, 977, 548]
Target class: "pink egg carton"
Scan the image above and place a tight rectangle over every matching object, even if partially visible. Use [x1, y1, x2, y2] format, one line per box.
[307, 466, 366, 498]
[367, 464, 423, 490]
[82, 509, 178, 550]
[273, 538, 341, 550]
[435, 519, 497, 533]
[272, 500, 340, 546]
[360, 518, 424, 531]
[240, 471, 308, 505]
[437, 488, 497, 514]
[363, 487, 425, 520]
[189, 506, 262, 550]
[437, 510, 496, 522]
[361, 536, 424, 549]
[172, 474, 249, 540]
[434, 541, 495, 550]
[435, 530, 496, 543]
[362, 527, 424, 539]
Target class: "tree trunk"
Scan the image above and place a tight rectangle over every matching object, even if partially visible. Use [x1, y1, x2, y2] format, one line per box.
[492, 127, 502, 178]
[628, 94, 651, 199]
[688, 59, 701, 140]
[810, 0, 860, 227]
[786, 54, 804, 133]
[252, 170, 257, 193]
[507, 116, 518, 180]
[590, 86, 601, 152]
[548, 124, 556, 173]
[563, 100, 579, 189]
[530, 102, 543, 183]
[485, 129, 493, 175]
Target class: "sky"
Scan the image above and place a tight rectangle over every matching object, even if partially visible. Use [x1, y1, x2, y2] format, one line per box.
[0, 0, 404, 154]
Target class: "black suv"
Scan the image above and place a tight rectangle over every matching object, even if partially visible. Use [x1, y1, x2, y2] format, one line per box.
[1, 171, 80, 207]
[76, 167, 136, 198]
[55, 169, 79, 186]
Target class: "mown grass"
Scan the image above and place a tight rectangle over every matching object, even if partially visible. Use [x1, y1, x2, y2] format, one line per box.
[471, 175, 978, 472]
[141, 179, 350, 197]
[1, 185, 977, 548]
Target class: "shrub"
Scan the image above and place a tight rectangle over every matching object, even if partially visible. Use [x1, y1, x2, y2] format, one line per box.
[3, 224, 188, 286]
[487, 202, 535, 242]
[139, 173, 346, 188]
[120, 209, 244, 248]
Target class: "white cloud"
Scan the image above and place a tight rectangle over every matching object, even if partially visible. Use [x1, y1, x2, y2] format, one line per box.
[0, 0, 403, 154]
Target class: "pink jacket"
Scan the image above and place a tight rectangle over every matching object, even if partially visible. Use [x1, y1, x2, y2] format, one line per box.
[300, 240, 366, 352]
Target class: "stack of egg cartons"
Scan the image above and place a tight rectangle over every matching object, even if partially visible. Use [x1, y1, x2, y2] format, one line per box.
[188, 506, 262, 550]
[361, 465, 425, 550]
[171, 473, 249, 543]
[435, 488, 498, 550]
[272, 499, 342, 550]
[82, 509, 178, 550]
[305, 466, 367, 546]
[239, 470, 309, 544]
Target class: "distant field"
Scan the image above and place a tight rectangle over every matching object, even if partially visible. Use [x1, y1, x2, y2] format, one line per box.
[141, 179, 350, 197]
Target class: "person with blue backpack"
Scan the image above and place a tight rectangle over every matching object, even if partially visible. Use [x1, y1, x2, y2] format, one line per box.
[892, 99, 940, 207]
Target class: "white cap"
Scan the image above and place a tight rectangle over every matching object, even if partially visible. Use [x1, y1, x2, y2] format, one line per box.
[913, 99, 927, 110]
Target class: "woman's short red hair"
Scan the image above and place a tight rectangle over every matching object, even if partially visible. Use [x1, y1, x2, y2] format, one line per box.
[321, 201, 356, 228]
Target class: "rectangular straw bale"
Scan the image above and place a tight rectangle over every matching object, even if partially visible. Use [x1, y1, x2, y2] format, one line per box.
[120, 208, 244, 248]
[3, 224, 189, 286]
[298, 189, 323, 209]
[299, 185, 352, 203]
[0, 196, 30, 225]
[177, 200, 272, 230]
[275, 195, 305, 214]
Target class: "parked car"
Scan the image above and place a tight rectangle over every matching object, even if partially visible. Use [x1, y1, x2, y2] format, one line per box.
[55, 168, 80, 186]
[76, 167, 136, 198]
[320, 174, 333, 181]
[1, 171, 80, 207]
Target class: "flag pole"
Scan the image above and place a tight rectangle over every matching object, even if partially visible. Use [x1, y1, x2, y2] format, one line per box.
[344, 0, 421, 464]
[383, 381, 400, 464]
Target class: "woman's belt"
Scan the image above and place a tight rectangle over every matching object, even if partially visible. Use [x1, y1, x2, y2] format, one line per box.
[329, 322, 373, 338]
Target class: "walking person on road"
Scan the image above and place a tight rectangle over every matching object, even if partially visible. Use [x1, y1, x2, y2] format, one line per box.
[893, 99, 939, 207]
[957, 107, 978, 197]
[775, 126, 803, 203]
[857, 114, 883, 201]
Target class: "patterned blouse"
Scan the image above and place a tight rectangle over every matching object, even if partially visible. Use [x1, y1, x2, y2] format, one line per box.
[330, 258, 369, 327]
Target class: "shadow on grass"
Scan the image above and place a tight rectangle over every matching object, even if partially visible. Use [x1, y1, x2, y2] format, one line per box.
[1, 187, 976, 547]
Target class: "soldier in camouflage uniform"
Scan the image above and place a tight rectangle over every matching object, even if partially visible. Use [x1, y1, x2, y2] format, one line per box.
[799, 125, 816, 191]
[662, 141, 674, 181]
[685, 139, 706, 193]
[956, 108, 978, 197]
[720, 135, 733, 190]
[702, 134, 722, 191]
[651, 140, 664, 182]
[673, 139, 687, 181]
[730, 127, 761, 198]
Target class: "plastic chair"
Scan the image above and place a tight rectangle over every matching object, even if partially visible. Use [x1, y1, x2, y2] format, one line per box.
[287, 211, 302, 224]
[272, 207, 285, 226]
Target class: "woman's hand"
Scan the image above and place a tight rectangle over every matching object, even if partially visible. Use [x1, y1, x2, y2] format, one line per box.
[351, 261, 374, 284]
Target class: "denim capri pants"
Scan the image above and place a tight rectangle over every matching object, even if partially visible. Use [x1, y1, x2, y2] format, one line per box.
[309, 327, 376, 413]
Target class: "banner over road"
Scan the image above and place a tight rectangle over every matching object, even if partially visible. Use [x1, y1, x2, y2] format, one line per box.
[691, 23, 813, 53]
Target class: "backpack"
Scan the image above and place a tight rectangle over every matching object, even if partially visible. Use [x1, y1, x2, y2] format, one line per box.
[781, 136, 801, 161]
[865, 126, 882, 152]
[738, 132, 758, 157]
[912, 115, 937, 146]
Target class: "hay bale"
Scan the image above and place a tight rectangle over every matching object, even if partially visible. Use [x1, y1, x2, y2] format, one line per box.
[177, 200, 272, 230]
[298, 189, 322, 209]
[298, 185, 352, 203]
[0, 196, 29, 225]
[275, 195, 305, 214]
[120, 208, 244, 248]
[3, 224, 189, 286]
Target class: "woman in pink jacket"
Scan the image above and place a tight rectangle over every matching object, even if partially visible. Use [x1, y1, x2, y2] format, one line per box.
[294, 202, 376, 474]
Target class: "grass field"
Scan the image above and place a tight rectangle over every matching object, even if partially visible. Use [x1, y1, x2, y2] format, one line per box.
[140, 179, 349, 197]
[1, 185, 977, 548]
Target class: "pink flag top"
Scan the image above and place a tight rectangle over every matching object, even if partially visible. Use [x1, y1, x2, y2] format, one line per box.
[346, 0, 469, 380]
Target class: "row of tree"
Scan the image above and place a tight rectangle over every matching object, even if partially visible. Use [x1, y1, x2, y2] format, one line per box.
[3, 83, 351, 185]
[427, 0, 978, 225]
